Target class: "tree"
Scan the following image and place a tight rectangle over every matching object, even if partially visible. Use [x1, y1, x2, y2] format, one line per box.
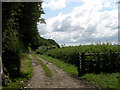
[2, 2, 45, 78]
[18, 2, 45, 49]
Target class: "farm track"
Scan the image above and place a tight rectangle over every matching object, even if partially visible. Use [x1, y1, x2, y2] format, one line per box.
[26, 54, 98, 88]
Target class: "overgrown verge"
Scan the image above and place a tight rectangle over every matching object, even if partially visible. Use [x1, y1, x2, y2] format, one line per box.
[45, 43, 120, 65]
[31, 54, 52, 77]
[82, 73, 120, 88]
[39, 55, 120, 88]
[2, 53, 33, 89]
[39, 55, 78, 75]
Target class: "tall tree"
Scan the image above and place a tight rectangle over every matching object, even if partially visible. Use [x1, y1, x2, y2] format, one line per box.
[18, 2, 45, 49]
[2, 2, 45, 78]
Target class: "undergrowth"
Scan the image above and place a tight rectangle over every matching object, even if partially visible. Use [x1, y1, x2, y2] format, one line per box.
[3, 53, 33, 89]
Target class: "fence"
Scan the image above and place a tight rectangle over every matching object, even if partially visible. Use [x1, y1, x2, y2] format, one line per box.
[77, 52, 120, 77]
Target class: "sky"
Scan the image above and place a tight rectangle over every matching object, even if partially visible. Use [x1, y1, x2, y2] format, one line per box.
[37, 0, 119, 46]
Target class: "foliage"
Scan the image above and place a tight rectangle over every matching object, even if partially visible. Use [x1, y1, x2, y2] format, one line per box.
[82, 73, 120, 88]
[35, 45, 59, 55]
[2, 2, 45, 53]
[3, 53, 33, 88]
[2, 2, 24, 54]
[44, 42, 120, 65]
[35, 46, 48, 55]
[2, 2, 60, 87]
[39, 37, 60, 48]
[2, 2, 47, 86]
[18, 2, 45, 50]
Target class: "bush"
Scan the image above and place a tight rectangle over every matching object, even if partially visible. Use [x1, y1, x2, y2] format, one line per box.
[44, 42, 120, 65]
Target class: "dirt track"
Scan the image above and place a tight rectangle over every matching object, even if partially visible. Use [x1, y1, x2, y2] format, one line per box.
[26, 54, 98, 88]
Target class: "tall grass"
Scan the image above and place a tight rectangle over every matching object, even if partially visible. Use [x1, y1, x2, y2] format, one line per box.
[44, 42, 120, 65]
[4, 53, 33, 88]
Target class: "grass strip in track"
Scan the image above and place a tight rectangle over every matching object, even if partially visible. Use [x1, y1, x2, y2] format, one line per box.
[31, 54, 52, 77]
[38, 55, 78, 76]
[4, 53, 33, 89]
[39, 55, 120, 88]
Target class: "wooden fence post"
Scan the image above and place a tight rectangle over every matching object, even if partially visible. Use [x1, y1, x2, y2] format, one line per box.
[96, 53, 100, 74]
[77, 51, 119, 74]
[110, 50, 115, 72]
[77, 53, 81, 77]
[90, 58, 93, 73]
[81, 53, 85, 74]
[112, 52, 115, 72]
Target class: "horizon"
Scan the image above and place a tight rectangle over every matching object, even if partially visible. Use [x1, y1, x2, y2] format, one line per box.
[37, 0, 119, 46]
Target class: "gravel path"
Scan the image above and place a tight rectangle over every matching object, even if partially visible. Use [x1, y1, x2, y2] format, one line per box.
[26, 54, 98, 88]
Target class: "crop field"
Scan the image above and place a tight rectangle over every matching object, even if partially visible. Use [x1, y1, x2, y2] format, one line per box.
[43, 42, 120, 65]
[38, 43, 120, 88]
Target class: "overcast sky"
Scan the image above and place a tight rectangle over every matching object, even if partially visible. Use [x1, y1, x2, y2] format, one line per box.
[37, 0, 119, 46]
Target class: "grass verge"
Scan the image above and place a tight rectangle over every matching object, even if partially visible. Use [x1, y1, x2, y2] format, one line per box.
[82, 73, 120, 88]
[31, 54, 52, 77]
[39, 55, 120, 88]
[4, 53, 33, 89]
[38, 55, 78, 75]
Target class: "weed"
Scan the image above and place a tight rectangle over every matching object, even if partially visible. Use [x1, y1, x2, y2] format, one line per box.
[4, 53, 33, 88]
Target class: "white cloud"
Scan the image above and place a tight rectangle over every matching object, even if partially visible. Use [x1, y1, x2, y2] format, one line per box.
[38, 0, 118, 46]
[43, 0, 67, 10]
